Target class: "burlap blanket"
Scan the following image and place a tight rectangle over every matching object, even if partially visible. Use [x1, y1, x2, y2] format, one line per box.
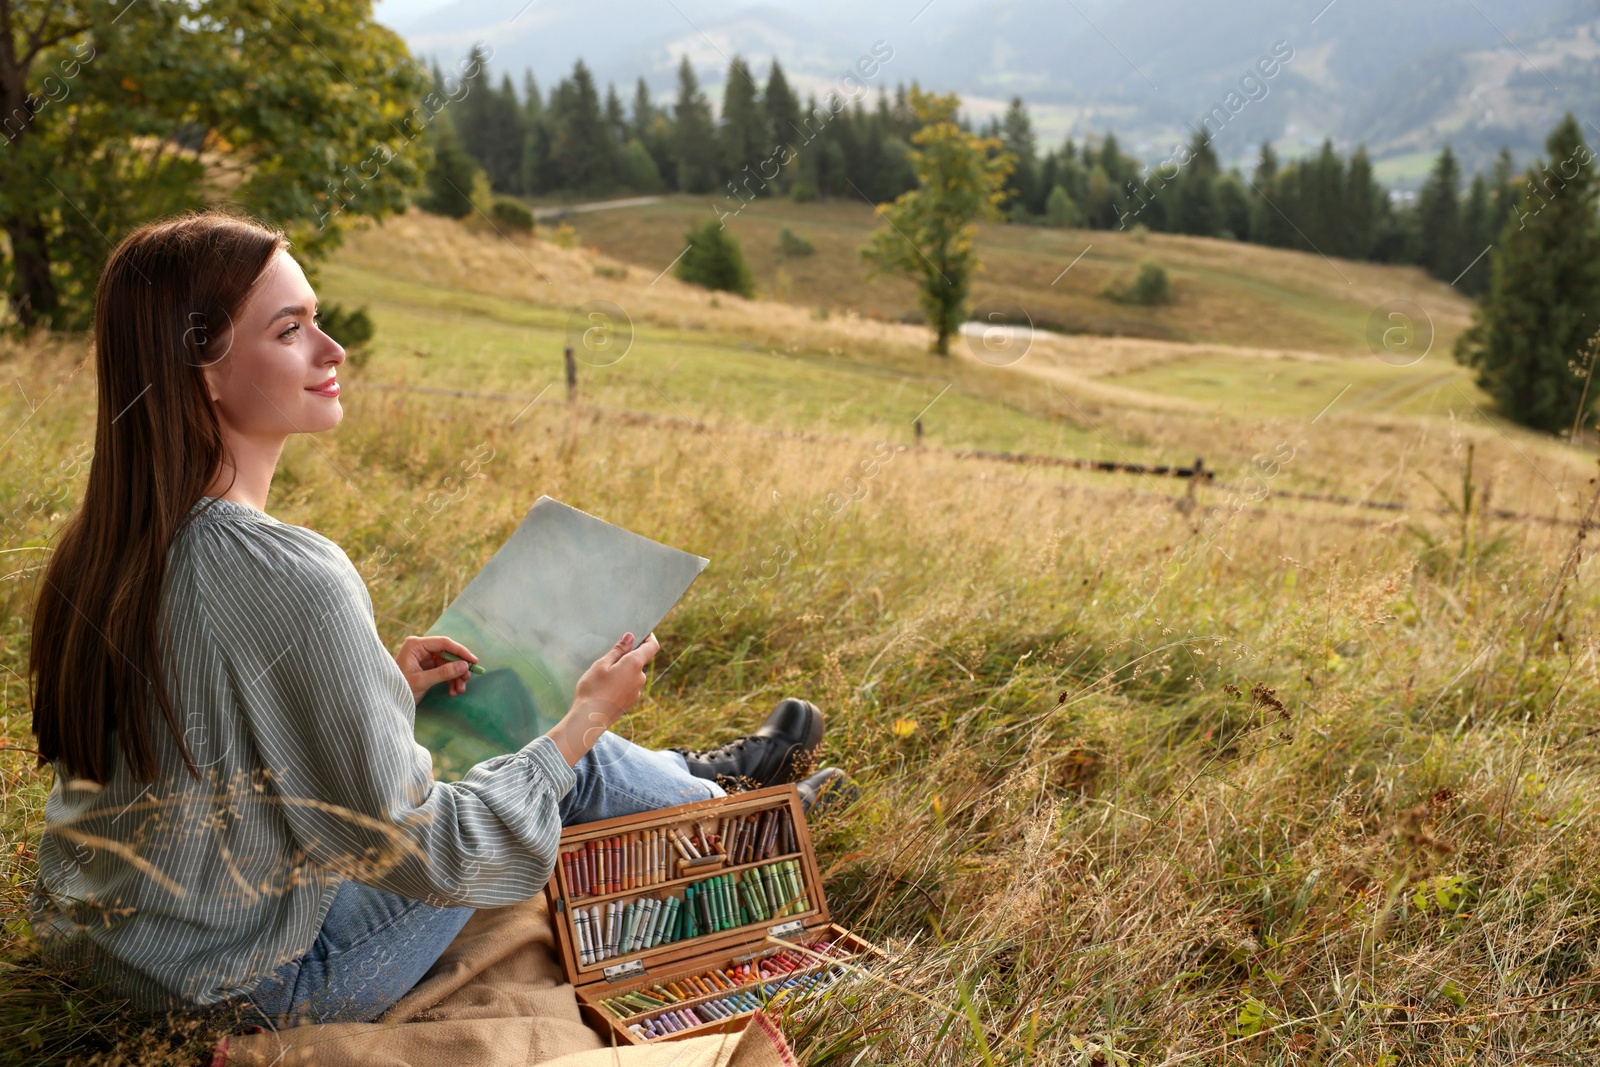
[215, 895, 797, 1067]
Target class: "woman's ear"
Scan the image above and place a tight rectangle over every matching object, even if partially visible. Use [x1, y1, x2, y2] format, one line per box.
[200, 357, 225, 404]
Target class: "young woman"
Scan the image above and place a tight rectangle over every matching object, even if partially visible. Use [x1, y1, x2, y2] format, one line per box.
[26, 211, 842, 1029]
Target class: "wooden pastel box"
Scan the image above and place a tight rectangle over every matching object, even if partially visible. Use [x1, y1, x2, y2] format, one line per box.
[544, 784, 883, 1044]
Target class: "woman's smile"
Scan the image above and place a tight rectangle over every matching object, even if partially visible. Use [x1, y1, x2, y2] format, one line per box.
[307, 375, 340, 398]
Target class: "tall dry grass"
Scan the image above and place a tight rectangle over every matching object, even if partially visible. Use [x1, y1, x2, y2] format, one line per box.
[4, 242, 1600, 1065]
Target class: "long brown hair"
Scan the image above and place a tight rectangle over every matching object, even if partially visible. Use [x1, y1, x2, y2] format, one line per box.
[29, 210, 288, 785]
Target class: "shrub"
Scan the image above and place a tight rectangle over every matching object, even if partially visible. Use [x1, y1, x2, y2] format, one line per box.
[489, 197, 535, 235]
[676, 221, 756, 298]
[319, 303, 373, 350]
[777, 227, 816, 258]
[1102, 260, 1173, 306]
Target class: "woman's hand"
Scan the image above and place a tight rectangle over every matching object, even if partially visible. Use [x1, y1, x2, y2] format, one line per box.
[394, 635, 479, 703]
[547, 631, 660, 765]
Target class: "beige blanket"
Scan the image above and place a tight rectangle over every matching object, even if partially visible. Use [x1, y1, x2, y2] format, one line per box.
[216, 895, 797, 1067]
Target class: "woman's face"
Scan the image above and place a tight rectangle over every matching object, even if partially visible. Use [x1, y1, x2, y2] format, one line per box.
[201, 248, 345, 438]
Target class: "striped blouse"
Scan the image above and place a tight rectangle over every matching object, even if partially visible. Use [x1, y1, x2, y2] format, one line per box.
[29, 495, 577, 1011]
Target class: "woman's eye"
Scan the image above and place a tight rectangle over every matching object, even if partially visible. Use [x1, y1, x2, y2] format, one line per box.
[278, 322, 299, 339]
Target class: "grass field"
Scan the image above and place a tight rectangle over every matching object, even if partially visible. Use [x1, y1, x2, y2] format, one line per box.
[552, 195, 1478, 356]
[5, 210, 1600, 1065]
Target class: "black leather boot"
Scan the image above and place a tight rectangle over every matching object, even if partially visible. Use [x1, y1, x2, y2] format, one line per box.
[671, 697, 824, 791]
[797, 767, 857, 817]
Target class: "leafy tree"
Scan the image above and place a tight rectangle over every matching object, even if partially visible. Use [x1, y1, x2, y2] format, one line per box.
[1455, 114, 1600, 433]
[0, 0, 426, 329]
[1045, 184, 1081, 227]
[860, 87, 1014, 356]
[676, 219, 755, 297]
[619, 138, 663, 192]
[671, 57, 717, 194]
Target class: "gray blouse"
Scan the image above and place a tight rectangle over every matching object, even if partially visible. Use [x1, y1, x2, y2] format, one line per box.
[29, 495, 576, 1011]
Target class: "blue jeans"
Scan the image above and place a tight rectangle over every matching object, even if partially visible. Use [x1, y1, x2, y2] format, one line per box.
[237, 734, 723, 1027]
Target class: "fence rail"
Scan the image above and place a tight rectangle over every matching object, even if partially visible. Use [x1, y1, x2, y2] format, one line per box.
[356, 381, 1586, 529]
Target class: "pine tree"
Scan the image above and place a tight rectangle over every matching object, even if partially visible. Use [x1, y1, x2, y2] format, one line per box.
[999, 96, 1039, 217]
[719, 57, 768, 195]
[1305, 140, 1346, 254]
[1416, 145, 1464, 282]
[1171, 129, 1219, 236]
[764, 58, 801, 150]
[1215, 173, 1250, 240]
[672, 57, 717, 194]
[1248, 142, 1293, 247]
[418, 114, 482, 218]
[631, 77, 655, 142]
[604, 83, 628, 152]
[551, 60, 614, 193]
[676, 219, 756, 297]
[1456, 114, 1600, 433]
[517, 71, 548, 196]
[1344, 146, 1382, 259]
[1458, 172, 1493, 295]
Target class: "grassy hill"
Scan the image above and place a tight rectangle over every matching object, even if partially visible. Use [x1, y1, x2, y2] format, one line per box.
[551, 196, 1479, 356]
[4, 210, 1600, 1064]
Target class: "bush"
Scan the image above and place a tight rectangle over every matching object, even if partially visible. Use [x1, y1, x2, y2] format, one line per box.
[489, 197, 535, 235]
[319, 304, 373, 349]
[777, 227, 815, 258]
[1102, 260, 1172, 306]
[676, 221, 756, 298]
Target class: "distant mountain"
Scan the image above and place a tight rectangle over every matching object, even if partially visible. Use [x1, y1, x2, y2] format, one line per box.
[383, 0, 1595, 184]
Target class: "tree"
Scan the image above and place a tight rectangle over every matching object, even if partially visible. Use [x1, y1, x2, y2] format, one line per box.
[0, 0, 427, 329]
[860, 87, 1014, 355]
[999, 95, 1038, 216]
[418, 114, 483, 219]
[549, 60, 614, 193]
[1344, 146, 1384, 259]
[1455, 114, 1600, 433]
[764, 58, 800, 153]
[671, 58, 717, 193]
[1045, 184, 1081, 227]
[1416, 144, 1464, 282]
[1170, 130, 1219, 236]
[676, 219, 755, 297]
[718, 56, 766, 194]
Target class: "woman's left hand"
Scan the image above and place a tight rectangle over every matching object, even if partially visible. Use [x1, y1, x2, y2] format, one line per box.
[395, 635, 479, 703]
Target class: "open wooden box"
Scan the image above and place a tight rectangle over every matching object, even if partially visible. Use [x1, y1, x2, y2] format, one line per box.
[545, 783, 882, 1044]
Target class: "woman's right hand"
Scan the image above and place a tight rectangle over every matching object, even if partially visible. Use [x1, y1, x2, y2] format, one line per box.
[547, 631, 660, 765]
